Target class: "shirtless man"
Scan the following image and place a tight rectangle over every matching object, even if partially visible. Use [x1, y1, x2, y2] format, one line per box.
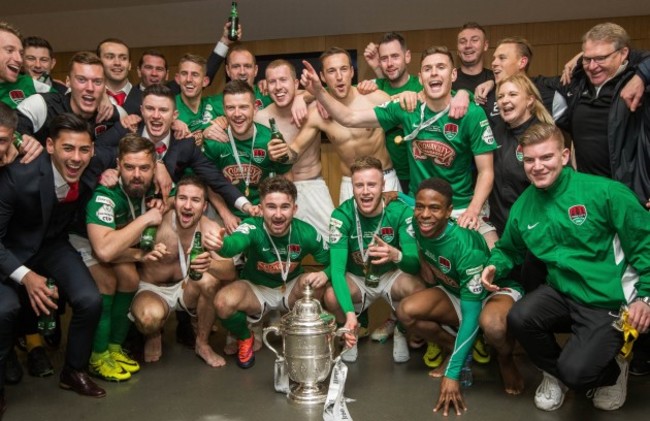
[273, 47, 400, 203]
[256, 59, 334, 238]
[129, 175, 235, 367]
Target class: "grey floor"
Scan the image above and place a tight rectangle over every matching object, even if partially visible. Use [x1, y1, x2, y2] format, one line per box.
[4, 304, 649, 421]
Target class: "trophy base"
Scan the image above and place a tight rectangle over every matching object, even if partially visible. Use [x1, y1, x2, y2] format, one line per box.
[288, 382, 327, 405]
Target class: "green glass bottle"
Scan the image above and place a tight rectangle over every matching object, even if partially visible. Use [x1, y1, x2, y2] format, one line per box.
[140, 226, 157, 251]
[13, 131, 23, 150]
[37, 278, 57, 336]
[189, 232, 204, 281]
[228, 2, 239, 41]
[269, 118, 289, 163]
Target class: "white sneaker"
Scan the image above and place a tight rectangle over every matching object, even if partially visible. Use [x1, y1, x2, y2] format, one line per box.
[370, 318, 396, 342]
[250, 323, 263, 352]
[592, 355, 629, 411]
[341, 342, 358, 363]
[224, 333, 237, 355]
[392, 328, 410, 363]
[534, 372, 568, 411]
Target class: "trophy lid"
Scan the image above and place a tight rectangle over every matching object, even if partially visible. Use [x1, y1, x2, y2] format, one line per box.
[281, 283, 335, 333]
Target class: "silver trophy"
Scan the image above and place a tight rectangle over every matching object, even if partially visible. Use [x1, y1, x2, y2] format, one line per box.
[263, 284, 350, 404]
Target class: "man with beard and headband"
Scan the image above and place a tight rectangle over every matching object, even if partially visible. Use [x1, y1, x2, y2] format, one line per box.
[300, 47, 498, 247]
[203, 80, 292, 233]
[324, 156, 423, 364]
[208, 176, 330, 369]
[83, 134, 163, 382]
[397, 178, 524, 417]
[129, 175, 233, 367]
[16, 52, 122, 145]
[258, 59, 334, 239]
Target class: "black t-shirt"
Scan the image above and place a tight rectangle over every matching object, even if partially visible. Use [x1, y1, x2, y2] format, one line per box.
[452, 68, 493, 92]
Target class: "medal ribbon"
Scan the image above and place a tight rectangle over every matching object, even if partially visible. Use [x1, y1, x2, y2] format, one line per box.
[402, 103, 450, 143]
[227, 125, 257, 195]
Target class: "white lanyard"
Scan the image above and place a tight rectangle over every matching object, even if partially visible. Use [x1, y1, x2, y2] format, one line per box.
[263, 223, 292, 284]
[402, 103, 450, 143]
[119, 178, 146, 221]
[353, 199, 385, 266]
[172, 212, 199, 279]
[227, 125, 257, 196]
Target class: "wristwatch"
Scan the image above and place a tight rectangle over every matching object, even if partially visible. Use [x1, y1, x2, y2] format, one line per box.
[635, 296, 650, 306]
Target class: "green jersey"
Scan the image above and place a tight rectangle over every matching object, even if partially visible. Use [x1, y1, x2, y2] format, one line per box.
[202, 122, 292, 215]
[374, 98, 496, 208]
[375, 74, 422, 183]
[86, 183, 149, 229]
[490, 167, 650, 310]
[0, 74, 52, 109]
[329, 197, 420, 313]
[219, 216, 330, 288]
[207, 86, 272, 116]
[175, 95, 220, 134]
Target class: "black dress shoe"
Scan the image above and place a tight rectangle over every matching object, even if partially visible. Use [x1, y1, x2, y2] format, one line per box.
[4, 348, 23, 385]
[27, 347, 54, 377]
[59, 367, 106, 398]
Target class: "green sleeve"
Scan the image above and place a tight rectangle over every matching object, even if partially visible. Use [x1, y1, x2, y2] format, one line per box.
[330, 247, 354, 314]
[219, 221, 255, 257]
[465, 103, 497, 156]
[312, 232, 331, 280]
[86, 190, 117, 228]
[397, 214, 420, 274]
[373, 99, 403, 133]
[488, 205, 527, 281]
[444, 299, 481, 381]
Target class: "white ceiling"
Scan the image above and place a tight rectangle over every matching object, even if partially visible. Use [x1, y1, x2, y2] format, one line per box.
[5, 0, 650, 52]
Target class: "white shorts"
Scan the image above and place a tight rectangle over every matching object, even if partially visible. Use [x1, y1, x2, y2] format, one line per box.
[242, 278, 299, 323]
[134, 280, 195, 316]
[348, 269, 404, 314]
[68, 233, 99, 267]
[451, 204, 496, 236]
[435, 285, 522, 336]
[339, 168, 402, 204]
[295, 177, 335, 239]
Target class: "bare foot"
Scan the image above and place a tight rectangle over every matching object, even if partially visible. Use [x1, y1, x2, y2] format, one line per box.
[196, 342, 226, 368]
[428, 356, 450, 378]
[145, 333, 162, 363]
[498, 355, 524, 395]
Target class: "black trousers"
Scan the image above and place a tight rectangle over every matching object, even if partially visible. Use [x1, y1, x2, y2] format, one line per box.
[508, 284, 623, 390]
[8, 239, 101, 374]
[0, 282, 21, 393]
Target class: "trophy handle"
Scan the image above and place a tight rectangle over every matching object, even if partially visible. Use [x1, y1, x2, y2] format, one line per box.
[334, 327, 352, 360]
[262, 326, 283, 359]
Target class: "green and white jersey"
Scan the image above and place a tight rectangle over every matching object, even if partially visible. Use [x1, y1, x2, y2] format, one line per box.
[374, 98, 496, 208]
[86, 184, 150, 229]
[490, 167, 650, 310]
[375, 74, 422, 182]
[202, 122, 292, 215]
[219, 216, 330, 288]
[415, 220, 490, 301]
[175, 95, 220, 134]
[0, 73, 52, 109]
[207, 86, 272, 117]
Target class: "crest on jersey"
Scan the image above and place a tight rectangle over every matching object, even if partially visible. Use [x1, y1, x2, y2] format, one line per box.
[9, 90, 25, 104]
[380, 227, 394, 243]
[568, 205, 587, 226]
[443, 123, 458, 140]
[252, 148, 266, 163]
[288, 244, 301, 260]
[95, 124, 107, 137]
[515, 145, 523, 162]
[438, 256, 451, 274]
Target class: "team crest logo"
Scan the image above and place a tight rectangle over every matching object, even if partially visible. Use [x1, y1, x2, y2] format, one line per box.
[515, 145, 523, 162]
[252, 148, 266, 163]
[438, 256, 451, 274]
[568, 205, 587, 225]
[288, 244, 301, 259]
[443, 123, 458, 140]
[255, 98, 264, 110]
[9, 90, 25, 104]
[380, 227, 394, 242]
[95, 124, 107, 136]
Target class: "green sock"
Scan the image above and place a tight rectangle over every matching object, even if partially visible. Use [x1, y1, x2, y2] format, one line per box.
[92, 294, 114, 354]
[220, 311, 251, 340]
[358, 310, 369, 329]
[109, 291, 135, 346]
[90, 350, 110, 364]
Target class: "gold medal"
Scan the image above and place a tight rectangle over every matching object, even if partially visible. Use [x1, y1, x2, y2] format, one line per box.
[281, 284, 286, 293]
[394, 135, 403, 145]
[245, 186, 250, 197]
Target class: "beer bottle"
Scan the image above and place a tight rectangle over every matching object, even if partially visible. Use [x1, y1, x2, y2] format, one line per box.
[140, 226, 157, 251]
[188, 232, 204, 281]
[13, 131, 23, 150]
[38, 278, 57, 336]
[228, 2, 239, 41]
[364, 261, 380, 288]
[269, 118, 289, 163]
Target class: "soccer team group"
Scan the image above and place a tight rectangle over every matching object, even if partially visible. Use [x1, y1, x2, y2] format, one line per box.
[0, 14, 649, 418]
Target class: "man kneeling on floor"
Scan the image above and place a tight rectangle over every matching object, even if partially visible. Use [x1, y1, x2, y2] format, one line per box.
[482, 123, 650, 411]
[207, 176, 331, 369]
[130, 175, 234, 367]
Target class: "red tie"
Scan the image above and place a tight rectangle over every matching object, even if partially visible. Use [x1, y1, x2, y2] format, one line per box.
[108, 91, 127, 106]
[155, 143, 167, 158]
[62, 182, 79, 203]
